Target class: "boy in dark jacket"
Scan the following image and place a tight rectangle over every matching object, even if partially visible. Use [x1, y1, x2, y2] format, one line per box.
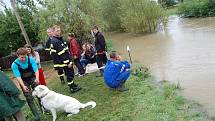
[91, 26, 108, 76]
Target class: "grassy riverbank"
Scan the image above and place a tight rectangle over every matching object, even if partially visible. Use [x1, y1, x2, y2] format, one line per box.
[14, 62, 209, 121]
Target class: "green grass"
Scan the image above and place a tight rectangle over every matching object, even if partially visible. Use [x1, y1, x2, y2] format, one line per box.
[18, 64, 210, 121]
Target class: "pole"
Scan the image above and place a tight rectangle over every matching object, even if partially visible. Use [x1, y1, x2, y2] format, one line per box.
[10, 0, 31, 46]
[127, 45, 132, 64]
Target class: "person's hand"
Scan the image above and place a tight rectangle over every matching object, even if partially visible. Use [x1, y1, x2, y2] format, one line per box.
[117, 55, 122, 61]
[34, 79, 39, 84]
[125, 68, 130, 71]
[68, 63, 73, 68]
[22, 86, 29, 92]
[81, 52, 85, 56]
[74, 55, 77, 59]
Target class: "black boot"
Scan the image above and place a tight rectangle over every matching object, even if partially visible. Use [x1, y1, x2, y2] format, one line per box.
[68, 83, 81, 93]
[116, 85, 129, 92]
[27, 98, 40, 121]
[60, 76, 65, 84]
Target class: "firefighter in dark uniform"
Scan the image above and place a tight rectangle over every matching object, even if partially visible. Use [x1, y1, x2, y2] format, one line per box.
[50, 25, 81, 93]
[45, 27, 65, 84]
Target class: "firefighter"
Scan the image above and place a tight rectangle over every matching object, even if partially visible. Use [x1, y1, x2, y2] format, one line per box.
[49, 25, 81, 93]
[45, 27, 65, 84]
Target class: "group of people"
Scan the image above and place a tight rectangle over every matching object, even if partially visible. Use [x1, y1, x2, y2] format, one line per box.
[0, 25, 131, 121]
[45, 25, 109, 92]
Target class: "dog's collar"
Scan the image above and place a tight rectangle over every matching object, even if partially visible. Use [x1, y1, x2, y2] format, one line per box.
[40, 91, 50, 98]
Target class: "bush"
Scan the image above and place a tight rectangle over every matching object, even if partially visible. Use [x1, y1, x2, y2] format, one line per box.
[178, 0, 215, 17]
[119, 0, 167, 33]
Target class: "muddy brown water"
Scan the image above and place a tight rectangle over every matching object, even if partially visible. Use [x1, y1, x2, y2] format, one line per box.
[108, 16, 215, 117]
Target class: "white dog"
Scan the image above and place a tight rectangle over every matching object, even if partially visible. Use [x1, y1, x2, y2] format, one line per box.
[32, 85, 96, 121]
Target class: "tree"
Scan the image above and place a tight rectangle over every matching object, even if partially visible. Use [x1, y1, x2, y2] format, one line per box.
[0, 8, 40, 56]
[37, 0, 105, 43]
[100, 0, 122, 31]
[119, 0, 167, 33]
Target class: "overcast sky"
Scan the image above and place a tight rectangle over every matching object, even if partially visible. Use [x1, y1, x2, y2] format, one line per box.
[0, 0, 11, 10]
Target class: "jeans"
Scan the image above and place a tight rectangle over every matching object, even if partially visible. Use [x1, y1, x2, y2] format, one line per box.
[96, 53, 107, 69]
[80, 59, 90, 69]
[74, 58, 85, 75]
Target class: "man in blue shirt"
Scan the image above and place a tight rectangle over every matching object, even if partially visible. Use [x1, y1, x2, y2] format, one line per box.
[11, 48, 40, 121]
[104, 51, 130, 92]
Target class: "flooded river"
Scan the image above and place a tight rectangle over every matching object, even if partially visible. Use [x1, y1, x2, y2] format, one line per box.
[109, 16, 215, 116]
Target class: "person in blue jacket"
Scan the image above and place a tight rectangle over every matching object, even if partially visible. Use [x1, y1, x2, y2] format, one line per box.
[104, 51, 130, 92]
[11, 48, 41, 121]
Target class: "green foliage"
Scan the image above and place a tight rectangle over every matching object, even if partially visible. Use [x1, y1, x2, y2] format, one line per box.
[37, 0, 168, 40]
[178, 0, 215, 17]
[37, 0, 106, 42]
[100, 0, 122, 31]
[0, 8, 39, 56]
[119, 0, 167, 33]
[158, 0, 177, 8]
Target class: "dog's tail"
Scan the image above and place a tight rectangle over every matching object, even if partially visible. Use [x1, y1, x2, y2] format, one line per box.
[82, 101, 96, 109]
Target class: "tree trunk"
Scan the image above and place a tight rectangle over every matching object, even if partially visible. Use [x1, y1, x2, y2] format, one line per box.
[10, 0, 31, 46]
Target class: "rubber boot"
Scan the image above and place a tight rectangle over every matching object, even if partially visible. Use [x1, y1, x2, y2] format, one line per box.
[117, 84, 129, 92]
[60, 76, 65, 84]
[68, 83, 81, 93]
[26, 98, 40, 121]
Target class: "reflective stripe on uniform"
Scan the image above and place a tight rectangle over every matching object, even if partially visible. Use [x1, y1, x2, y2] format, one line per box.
[53, 64, 67, 68]
[58, 74, 65, 77]
[63, 60, 69, 63]
[68, 81, 74, 85]
[45, 48, 51, 51]
[58, 47, 69, 55]
[50, 49, 57, 54]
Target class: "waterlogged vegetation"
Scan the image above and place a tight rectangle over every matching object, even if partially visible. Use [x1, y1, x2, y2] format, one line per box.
[15, 62, 209, 121]
[178, 0, 215, 17]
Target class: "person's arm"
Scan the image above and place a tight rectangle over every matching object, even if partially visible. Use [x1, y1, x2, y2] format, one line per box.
[116, 62, 131, 81]
[30, 57, 39, 83]
[11, 63, 29, 92]
[16, 77, 29, 92]
[71, 39, 79, 59]
[0, 71, 20, 95]
[45, 38, 51, 51]
[34, 52, 40, 65]
[98, 34, 107, 52]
